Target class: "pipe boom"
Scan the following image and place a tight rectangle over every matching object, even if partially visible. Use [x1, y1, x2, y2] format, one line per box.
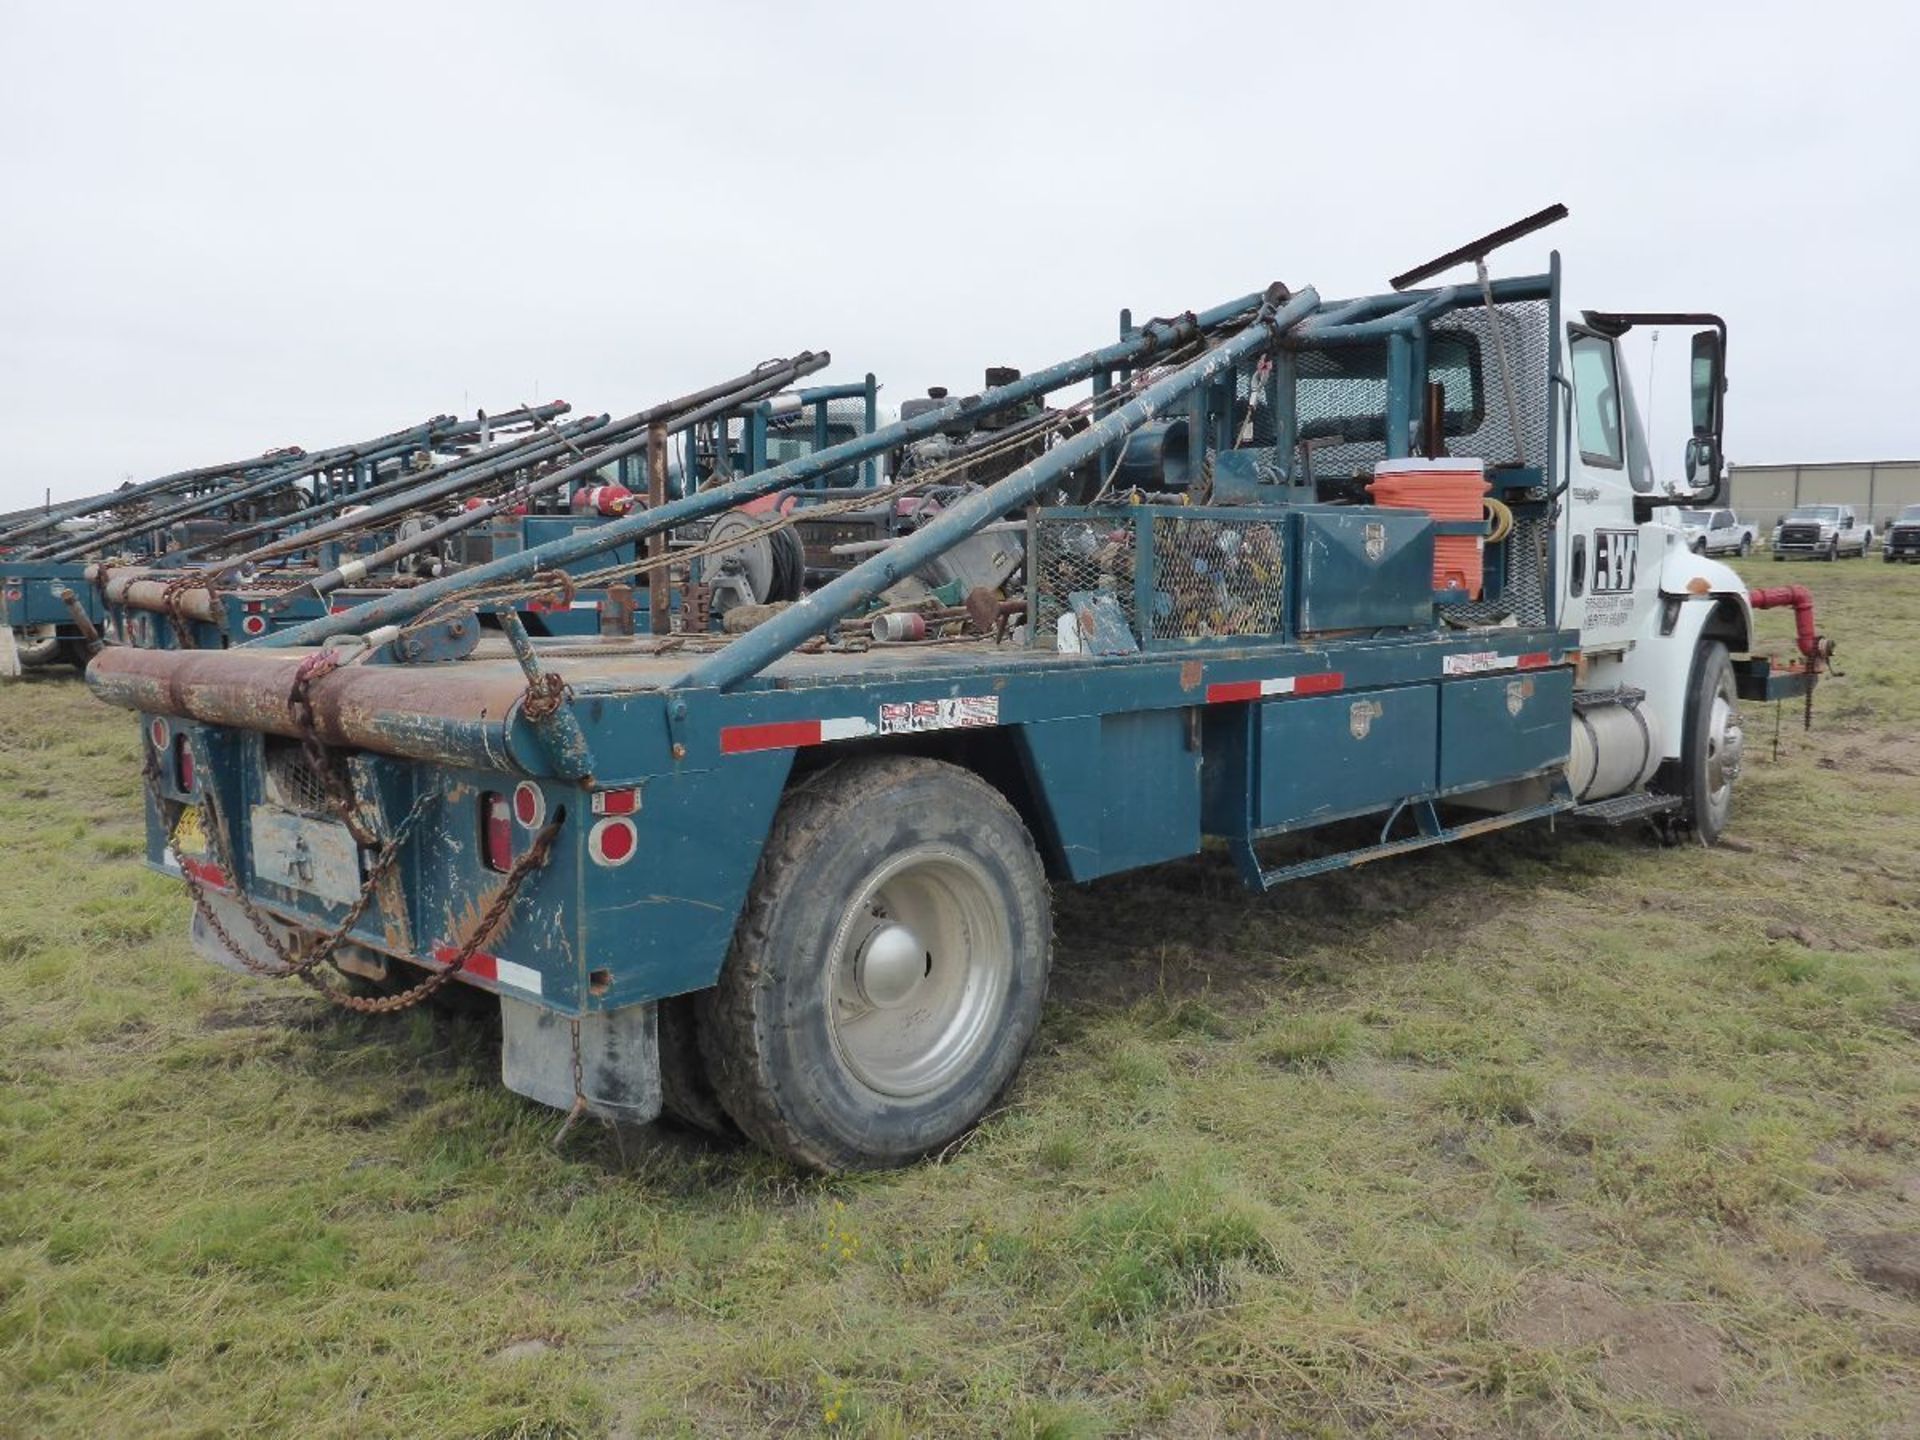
[256, 286, 1279, 649]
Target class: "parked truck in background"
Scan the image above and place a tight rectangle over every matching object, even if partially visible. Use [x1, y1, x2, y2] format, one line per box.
[89, 207, 1830, 1172]
[1882, 503, 1920, 563]
[1771, 503, 1872, 559]
[1679, 506, 1757, 557]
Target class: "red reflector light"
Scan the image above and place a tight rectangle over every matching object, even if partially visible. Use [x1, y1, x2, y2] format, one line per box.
[591, 788, 639, 816]
[482, 793, 513, 872]
[175, 736, 195, 793]
[588, 817, 637, 866]
[512, 782, 545, 828]
[242, 615, 267, 636]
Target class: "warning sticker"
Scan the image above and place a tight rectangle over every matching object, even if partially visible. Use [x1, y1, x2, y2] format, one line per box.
[1443, 651, 1503, 675]
[877, 696, 1000, 735]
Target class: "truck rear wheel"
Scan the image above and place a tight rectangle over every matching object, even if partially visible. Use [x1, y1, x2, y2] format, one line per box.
[655, 994, 739, 1137]
[698, 756, 1051, 1171]
[1679, 640, 1743, 844]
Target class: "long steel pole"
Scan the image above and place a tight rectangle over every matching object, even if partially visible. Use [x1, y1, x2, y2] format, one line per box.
[284, 353, 829, 604]
[675, 286, 1320, 692]
[256, 288, 1278, 650]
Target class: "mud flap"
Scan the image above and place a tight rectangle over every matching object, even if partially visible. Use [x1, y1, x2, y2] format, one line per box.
[500, 996, 662, 1126]
[188, 888, 290, 976]
[0, 625, 21, 679]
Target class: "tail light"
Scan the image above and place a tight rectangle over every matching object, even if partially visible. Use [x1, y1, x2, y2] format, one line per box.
[174, 735, 195, 793]
[481, 793, 513, 873]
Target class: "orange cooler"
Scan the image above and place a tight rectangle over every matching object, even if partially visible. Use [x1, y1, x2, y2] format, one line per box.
[1366, 458, 1490, 599]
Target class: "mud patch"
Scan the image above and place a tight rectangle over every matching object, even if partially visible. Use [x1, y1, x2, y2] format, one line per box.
[1839, 1232, 1920, 1300]
[1511, 1277, 1728, 1407]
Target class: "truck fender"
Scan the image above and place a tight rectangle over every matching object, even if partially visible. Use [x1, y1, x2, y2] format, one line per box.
[1612, 550, 1753, 763]
[1658, 549, 1754, 653]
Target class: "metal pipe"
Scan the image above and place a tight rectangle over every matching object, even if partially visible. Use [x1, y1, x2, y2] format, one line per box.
[167, 403, 577, 563]
[280, 353, 828, 606]
[35, 416, 461, 561]
[0, 453, 285, 548]
[676, 285, 1321, 693]
[232, 420, 609, 572]
[255, 289, 1278, 650]
[647, 423, 669, 636]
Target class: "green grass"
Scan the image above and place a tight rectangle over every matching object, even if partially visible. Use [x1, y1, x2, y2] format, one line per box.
[3, 559, 1920, 1436]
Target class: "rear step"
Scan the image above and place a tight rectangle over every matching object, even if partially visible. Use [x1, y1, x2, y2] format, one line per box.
[1570, 792, 1682, 826]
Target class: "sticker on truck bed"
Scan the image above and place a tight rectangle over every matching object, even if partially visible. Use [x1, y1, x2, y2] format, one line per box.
[169, 808, 207, 859]
[878, 696, 999, 734]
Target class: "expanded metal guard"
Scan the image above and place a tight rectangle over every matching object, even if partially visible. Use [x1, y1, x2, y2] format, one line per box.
[1429, 299, 1553, 470]
[1031, 507, 1288, 650]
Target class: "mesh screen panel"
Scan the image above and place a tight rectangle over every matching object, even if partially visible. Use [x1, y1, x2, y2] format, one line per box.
[1429, 299, 1553, 469]
[1031, 510, 1287, 647]
[1145, 514, 1286, 641]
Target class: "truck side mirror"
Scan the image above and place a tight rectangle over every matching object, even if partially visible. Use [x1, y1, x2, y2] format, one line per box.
[1689, 330, 1723, 440]
[1685, 330, 1725, 491]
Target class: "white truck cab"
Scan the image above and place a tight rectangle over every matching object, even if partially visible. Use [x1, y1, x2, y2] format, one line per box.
[1554, 309, 1753, 838]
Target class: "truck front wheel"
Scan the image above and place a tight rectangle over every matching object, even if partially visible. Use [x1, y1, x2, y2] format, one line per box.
[698, 755, 1052, 1171]
[1678, 641, 1743, 844]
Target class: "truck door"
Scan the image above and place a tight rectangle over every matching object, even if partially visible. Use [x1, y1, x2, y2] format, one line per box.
[1563, 325, 1657, 643]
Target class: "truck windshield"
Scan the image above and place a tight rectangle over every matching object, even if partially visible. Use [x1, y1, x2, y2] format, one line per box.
[1899, 505, 1920, 522]
[1790, 506, 1841, 521]
[1680, 510, 1711, 525]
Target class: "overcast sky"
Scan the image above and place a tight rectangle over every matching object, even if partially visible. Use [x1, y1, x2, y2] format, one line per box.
[2, 0, 1914, 508]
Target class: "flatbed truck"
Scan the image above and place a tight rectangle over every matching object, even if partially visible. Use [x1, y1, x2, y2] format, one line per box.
[89, 210, 1828, 1171]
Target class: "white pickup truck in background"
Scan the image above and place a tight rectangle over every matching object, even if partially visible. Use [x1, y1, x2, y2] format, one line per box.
[1679, 506, 1757, 556]
[1771, 503, 1873, 560]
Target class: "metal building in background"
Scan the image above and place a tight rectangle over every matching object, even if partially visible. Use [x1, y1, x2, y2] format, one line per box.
[1730, 460, 1920, 533]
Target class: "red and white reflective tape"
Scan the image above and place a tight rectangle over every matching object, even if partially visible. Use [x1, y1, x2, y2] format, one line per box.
[1204, 671, 1345, 704]
[431, 941, 543, 996]
[720, 714, 879, 755]
[720, 694, 1003, 755]
[1441, 650, 1553, 676]
[180, 856, 229, 890]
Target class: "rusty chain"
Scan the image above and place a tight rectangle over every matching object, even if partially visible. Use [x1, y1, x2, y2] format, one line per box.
[296, 814, 562, 1015]
[145, 650, 569, 1015]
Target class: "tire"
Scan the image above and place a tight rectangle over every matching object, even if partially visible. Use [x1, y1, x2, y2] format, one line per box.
[1826, 538, 1839, 561]
[655, 993, 739, 1137]
[1678, 640, 1743, 844]
[697, 756, 1051, 1171]
[1691, 538, 1707, 556]
[1738, 536, 1752, 557]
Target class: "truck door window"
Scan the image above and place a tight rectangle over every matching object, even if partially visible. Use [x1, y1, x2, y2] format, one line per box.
[1567, 330, 1624, 471]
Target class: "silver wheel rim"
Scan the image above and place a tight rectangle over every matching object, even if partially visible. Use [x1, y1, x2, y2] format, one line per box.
[1704, 673, 1744, 815]
[826, 846, 1012, 1099]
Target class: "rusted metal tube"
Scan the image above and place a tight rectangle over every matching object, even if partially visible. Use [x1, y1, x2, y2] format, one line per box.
[85, 646, 528, 771]
[105, 575, 218, 622]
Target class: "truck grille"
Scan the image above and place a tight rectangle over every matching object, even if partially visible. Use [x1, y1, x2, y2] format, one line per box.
[1889, 525, 1920, 553]
[1778, 523, 1821, 547]
[262, 739, 334, 814]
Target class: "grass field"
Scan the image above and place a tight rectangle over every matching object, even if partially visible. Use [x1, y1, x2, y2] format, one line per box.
[4, 558, 1919, 1438]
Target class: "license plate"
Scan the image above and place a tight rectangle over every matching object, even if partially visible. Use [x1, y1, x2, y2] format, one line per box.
[249, 805, 363, 907]
[169, 808, 207, 858]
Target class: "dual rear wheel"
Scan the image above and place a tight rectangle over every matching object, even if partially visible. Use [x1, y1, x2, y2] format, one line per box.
[660, 756, 1052, 1171]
